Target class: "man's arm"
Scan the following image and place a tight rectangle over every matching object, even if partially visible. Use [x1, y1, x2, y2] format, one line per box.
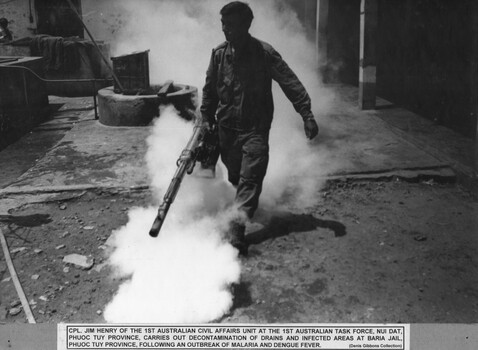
[200, 50, 219, 126]
[269, 48, 319, 139]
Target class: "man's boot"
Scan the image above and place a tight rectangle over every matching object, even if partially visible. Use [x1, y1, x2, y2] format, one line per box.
[229, 221, 248, 256]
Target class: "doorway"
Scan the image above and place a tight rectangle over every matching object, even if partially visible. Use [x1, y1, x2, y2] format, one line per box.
[35, 0, 83, 38]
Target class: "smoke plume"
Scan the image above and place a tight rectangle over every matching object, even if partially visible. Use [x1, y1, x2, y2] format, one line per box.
[104, 0, 339, 323]
[104, 108, 241, 323]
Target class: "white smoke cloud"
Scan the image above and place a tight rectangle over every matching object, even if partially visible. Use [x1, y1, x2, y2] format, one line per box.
[104, 109, 241, 323]
[249, 1, 337, 209]
[103, 207, 241, 323]
[110, 0, 223, 89]
[104, 0, 341, 323]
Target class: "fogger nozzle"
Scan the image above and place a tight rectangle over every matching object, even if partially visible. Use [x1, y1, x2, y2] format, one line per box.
[149, 210, 166, 237]
[149, 217, 163, 237]
[149, 207, 167, 237]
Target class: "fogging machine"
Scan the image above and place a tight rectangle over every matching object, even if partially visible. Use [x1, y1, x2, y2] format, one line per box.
[149, 107, 219, 238]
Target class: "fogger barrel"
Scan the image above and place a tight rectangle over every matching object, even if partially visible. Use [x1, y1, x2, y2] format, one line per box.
[149, 118, 206, 237]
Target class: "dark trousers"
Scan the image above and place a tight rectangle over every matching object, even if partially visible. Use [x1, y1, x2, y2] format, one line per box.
[218, 126, 269, 219]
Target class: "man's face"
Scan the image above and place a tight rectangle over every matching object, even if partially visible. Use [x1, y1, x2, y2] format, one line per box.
[221, 14, 249, 44]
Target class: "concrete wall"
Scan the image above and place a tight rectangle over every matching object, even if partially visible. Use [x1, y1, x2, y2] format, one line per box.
[0, 0, 122, 42]
[0, 0, 113, 97]
[81, 0, 127, 43]
[0, 0, 37, 39]
[320, 0, 475, 139]
[376, 0, 474, 138]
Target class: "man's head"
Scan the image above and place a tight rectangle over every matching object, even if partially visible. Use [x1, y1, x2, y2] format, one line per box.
[220, 1, 253, 45]
[0, 18, 8, 29]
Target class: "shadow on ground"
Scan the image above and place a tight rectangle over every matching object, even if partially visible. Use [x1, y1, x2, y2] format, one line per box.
[247, 211, 347, 246]
[227, 211, 347, 314]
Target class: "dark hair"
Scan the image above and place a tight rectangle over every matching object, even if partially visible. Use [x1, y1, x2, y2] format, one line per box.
[0, 18, 8, 28]
[220, 1, 253, 24]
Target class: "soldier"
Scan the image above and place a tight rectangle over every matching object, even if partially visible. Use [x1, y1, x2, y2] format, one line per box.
[201, 1, 319, 255]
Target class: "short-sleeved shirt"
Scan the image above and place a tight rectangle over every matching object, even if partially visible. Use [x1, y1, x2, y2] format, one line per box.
[201, 35, 313, 131]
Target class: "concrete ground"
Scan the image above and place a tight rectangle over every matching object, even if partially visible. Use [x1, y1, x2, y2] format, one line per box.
[1, 85, 472, 201]
[0, 85, 477, 330]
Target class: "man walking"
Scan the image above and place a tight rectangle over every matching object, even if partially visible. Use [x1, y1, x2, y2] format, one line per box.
[201, 1, 319, 255]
